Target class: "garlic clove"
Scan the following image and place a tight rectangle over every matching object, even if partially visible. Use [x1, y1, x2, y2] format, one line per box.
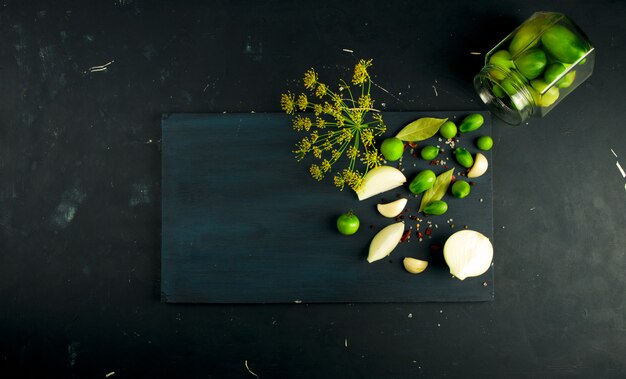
[377, 198, 408, 218]
[467, 152, 489, 178]
[403, 257, 428, 274]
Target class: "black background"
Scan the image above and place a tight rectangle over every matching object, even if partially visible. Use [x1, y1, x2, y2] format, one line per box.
[1, 0, 625, 378]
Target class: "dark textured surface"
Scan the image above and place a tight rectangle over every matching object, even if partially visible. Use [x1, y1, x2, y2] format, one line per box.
[161, 111, 493, 303]
[1, 0, 625, 377]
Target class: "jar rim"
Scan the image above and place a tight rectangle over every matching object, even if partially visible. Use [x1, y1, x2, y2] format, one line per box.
[474, 65, 535, 125]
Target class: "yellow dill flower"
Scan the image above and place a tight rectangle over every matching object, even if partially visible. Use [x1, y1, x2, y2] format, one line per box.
[362, 149, 383, 168]
[331, 93, 343, 108]
[348, 109, 362, 124]
[295, 136, 312, 153]
[375, 124, 387, 135]
[346, 146, 359, 159]
[321, 159, 331, 172]
[297, 93, 308, 111]
[358, 94, 373, 109]
[315, 83, 328, 98]
[342, 169, 363, 190]
[310, 164, 323, 181]
[352, 59, 373, 85]
[302, 116, 312, 131]
[360, 129, 374, 146]
[313, 104, 323, 116]
[303, 69, 318, 90]
[339, 128, 352, 142]
[312, 147, 322, 159]
[323, 102, 335, 115]
[333, 174, 345, 190]
[292, 115, 305, 131]
[283, 58, 384, 191]
[281, 92, 296, 115]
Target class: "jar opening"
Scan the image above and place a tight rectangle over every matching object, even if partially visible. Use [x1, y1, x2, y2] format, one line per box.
[474, 65, 534, 125]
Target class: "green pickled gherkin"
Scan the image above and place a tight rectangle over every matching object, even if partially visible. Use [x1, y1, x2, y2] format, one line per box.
[489, 50, 515, 69]
[541, 24, 587, 64]
[509, 17, 549, 56]
[458, 114, 484, 133]
[543, 63, 576, 88]
[409, 170, 436, 194]
[530, 79, 560, 107]
[454, 148, 474, 168]
[514, 48, 547, 80]
[423, 200, 448, 216]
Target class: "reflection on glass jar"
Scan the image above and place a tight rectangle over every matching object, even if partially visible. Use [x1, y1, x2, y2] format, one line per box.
[474, 12, 595, 125]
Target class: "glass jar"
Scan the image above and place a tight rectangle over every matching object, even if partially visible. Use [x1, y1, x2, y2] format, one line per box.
[474, 12, 595, 125]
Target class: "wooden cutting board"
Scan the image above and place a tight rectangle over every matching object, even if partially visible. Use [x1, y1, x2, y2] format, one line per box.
[161, 111, 494, 303]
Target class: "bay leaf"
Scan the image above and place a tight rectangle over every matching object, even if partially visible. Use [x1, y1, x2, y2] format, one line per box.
[395, 117, 448, 142]
[418, 168, 454, 212]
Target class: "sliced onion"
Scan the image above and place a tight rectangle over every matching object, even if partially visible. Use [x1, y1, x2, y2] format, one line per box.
[367, 222, 404, 263]
[443, 230, 493, 280]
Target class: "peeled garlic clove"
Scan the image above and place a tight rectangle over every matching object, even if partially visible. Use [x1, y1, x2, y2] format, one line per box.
[467, 152, 488, 178]
[443, 230, 493, 280]
[403, 257, 428, 274]
[377, 198, 408, 218]
[367, 222, 404, 263]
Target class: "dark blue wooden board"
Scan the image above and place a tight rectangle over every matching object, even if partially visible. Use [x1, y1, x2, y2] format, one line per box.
[161, 111, 493, 303]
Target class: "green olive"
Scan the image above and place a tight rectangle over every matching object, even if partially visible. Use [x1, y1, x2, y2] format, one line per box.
[476, 136, 493, 151]
[420, 145, 440, 161]
[454, 148, 474, 168]
[409, 170, 436, 194]
[451, 181, 471, 199]
[440, 121, 457, 139]
[458, 114, 484, 133]
[424, 200, 448, 216]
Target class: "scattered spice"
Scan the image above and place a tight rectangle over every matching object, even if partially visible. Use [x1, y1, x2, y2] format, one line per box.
[400, 229, 412, 242]
[425, 227, 432, 237]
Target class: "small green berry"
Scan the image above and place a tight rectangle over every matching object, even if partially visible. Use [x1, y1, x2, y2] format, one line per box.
[440, 121, 457, 139]
[451, 181, 471, 199]
[380, 137, 404, 161]
[420, 145, 439, 161]
[476, 136, 494, 151]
